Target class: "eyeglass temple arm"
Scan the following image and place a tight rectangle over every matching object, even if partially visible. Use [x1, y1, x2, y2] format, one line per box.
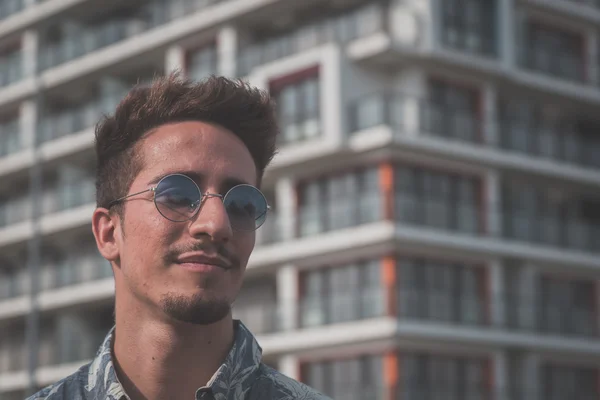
[107, 187, 155, 208]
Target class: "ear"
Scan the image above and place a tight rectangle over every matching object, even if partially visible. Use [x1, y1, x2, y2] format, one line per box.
[92, 207, 121, 263]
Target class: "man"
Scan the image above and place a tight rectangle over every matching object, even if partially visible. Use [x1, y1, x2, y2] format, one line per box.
[28, 73, 331, 400]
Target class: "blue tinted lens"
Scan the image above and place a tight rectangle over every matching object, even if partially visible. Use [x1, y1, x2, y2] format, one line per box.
[154, 175, 201, 222]
[223, 185, 268, 231]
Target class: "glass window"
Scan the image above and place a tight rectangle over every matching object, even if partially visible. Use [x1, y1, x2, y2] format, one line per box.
[273, 74, 321, 145]
[523, 23, 584, 82]
[441, 0, 497, 56]
[188, 45, 217, 81]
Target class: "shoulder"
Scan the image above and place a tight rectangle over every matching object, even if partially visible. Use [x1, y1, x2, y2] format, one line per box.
[249, 364, 332, 400]
[25, 364, 90, 400]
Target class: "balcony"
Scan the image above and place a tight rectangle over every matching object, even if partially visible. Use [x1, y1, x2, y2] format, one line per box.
[0, 195, 30, 229]
[42, 178, 95, 215]
[0, 0, 24, 21]
[38, 0, 227, 72]
[40, 251, 111, 294]
[298, 193, 382, 238]
[300, 289, 385, 329]
[0, 266, 28, 301]
[0, 49, 22, 88]
[399, 289, 598, 339]
[38, 89, 126, 145]
[349, 94, 600, 173]
[518, 23, 587, 85]
[237, 3, 385, 76]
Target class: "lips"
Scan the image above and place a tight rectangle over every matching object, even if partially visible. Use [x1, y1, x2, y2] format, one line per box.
[175, 252, 231, 270]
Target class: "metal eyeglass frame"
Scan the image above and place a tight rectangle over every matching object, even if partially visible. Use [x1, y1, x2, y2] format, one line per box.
[107, 173, 270, 230]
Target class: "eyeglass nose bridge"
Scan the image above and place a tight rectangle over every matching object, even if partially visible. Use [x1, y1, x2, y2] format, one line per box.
[192, 192, 224, 209]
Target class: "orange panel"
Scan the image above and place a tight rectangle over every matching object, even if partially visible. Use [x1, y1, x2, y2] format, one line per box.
[379, 163, 394, 220]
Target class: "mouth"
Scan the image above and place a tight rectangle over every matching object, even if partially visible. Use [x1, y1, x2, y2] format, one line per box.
[175, 252, 231, 273]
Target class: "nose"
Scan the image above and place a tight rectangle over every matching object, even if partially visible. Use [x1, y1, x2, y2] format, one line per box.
[188, 193, 233, 243]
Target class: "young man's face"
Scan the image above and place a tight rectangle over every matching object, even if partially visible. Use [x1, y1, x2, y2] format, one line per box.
[112, 121, 257, 325]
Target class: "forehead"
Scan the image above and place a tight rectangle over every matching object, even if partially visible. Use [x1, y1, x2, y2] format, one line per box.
[135, 121, 257, 186]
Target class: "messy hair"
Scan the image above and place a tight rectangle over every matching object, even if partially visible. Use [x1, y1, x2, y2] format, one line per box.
[94, 72, 278, 214]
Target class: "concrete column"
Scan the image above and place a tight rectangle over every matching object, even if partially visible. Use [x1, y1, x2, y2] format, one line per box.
[165, 45, 186, 74]
[276, 265, 299, 332]
[493, 351, 508, 400]
[278, 354, 300, 380]
[586, 30, 599, 87]
[275, 178, 297, 242]
[217, 25, 238, 77]
[485, 169, 501, 237]
[321, 45, 343, 146]
[19, 100, 38, 149]
[22, 29, 38, 77]
[489, 259, 505, 327]
[395, 69, 426, 138]
[499, 0, 515, 69]
[482, 83, 498, 146]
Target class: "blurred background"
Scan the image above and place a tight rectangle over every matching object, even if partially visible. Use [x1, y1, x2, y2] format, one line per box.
[0, 0, 599, 399]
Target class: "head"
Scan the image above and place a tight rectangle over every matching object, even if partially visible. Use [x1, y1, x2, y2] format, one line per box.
[92, 72, 278, 326]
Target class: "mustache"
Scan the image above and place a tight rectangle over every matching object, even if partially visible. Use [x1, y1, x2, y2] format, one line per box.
[164, 241, 240, 270]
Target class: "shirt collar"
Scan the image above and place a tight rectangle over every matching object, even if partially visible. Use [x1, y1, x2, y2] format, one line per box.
[84, 320, 263, 400]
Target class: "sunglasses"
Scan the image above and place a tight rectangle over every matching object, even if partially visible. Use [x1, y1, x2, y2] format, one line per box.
[108, 173, 269, 231]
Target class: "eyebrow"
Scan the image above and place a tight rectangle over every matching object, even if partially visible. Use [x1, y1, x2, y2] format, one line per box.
[147, 170, 251, 192]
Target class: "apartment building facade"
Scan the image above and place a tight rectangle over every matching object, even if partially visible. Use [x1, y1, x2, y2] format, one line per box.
[0, 0, 599, 399]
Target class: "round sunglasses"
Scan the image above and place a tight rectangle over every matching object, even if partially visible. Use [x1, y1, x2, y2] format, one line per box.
[108, 173, 269, 231]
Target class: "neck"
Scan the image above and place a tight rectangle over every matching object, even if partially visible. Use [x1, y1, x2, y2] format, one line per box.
[112, 295, 235, 400]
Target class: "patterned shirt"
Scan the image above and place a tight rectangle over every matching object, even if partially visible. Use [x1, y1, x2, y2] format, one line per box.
[27, 320, 331, 400]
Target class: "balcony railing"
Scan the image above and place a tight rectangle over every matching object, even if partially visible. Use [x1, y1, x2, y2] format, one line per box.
[38, 0, 226, 71]
[300, 289, 386, 328]
[0, 267, 28, 300]
[237, 3, 385, 76]
[518, 41, 586, 84]
[298, 193, 382, 237]
[349, 94, 600, 170]
[0, 196, 30, 228]
[42, 253, 112, 292]
[41, 178, 95, 215]
[0, 50, 23, 88]
[398, 289, 599, 339]
[38, 90, 126, 144]
[0, 119, 20, 157]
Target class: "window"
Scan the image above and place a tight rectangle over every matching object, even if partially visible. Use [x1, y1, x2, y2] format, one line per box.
[424, 81, 480, 143]
[441, 0, 497, 56]
[300, 259, 384, 328]
[187, 45, 218, 81]
[542, 364, 598, 400]
[521, 23, 585, 82]
[0, 117, 20, 157]
[272, 72, 321, 145]
[303, 354, 384, 400]
[298, 167, 381, 236]
[398, 259, 485, 325]
[401, 353, 490, 400]
[394, 166, 480, 233]
[539, 277, 596, 337]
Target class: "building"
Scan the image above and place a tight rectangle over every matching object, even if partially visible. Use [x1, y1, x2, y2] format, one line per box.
[1, 0, 600, 398]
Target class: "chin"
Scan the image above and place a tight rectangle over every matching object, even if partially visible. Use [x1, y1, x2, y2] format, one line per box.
[160, 291, 232, 325]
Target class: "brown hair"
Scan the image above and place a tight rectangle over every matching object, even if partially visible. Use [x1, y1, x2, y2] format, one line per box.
[94, 72, 279, 214]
